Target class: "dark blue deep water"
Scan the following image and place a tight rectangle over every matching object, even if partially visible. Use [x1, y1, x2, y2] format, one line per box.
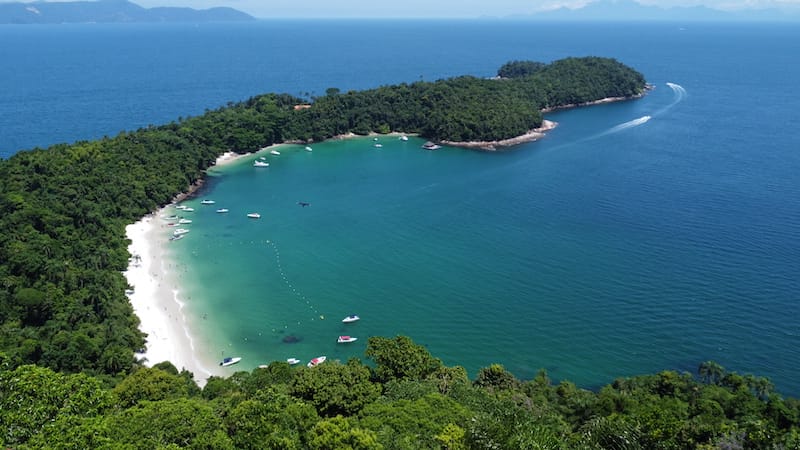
[2, 21, 799, 395]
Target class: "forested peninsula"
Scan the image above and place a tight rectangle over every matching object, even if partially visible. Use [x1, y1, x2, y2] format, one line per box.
[2, 57, 797, 448]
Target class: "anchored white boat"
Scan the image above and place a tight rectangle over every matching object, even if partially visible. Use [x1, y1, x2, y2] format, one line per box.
[305, 146, 313, 152]
[200, 199, 215, 204]
[178, 218, 192, 224]
[400, 135, 409, 141]
[247, 213, 261, 219]
[342, 315, 360, 323]
[173, 228, 190, 236]
[337, 336, 358, 344]
[307, 356, 326, 368]
[254, 160, 270, 167]
[287, 358, 301, 365]
[270, 150, 281, 155]
[219, 356, 242, 367]
[216, 208, 229, 213]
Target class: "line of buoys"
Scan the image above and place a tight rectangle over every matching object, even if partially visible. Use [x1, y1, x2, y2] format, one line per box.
[265, 240, 323, 328]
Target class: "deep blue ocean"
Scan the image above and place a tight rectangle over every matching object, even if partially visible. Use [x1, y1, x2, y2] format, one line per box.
[2, 21, 799, 395]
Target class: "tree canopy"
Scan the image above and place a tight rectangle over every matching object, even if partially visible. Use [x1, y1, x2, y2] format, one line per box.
[1, 347, 798, 449]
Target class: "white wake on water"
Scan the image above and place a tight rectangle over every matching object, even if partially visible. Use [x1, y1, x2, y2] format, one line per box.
[652, 82, 687, 116]
[600, 115, 652, 136]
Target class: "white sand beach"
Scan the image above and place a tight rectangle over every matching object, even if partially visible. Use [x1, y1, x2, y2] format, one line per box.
[124, 213, 224, 385]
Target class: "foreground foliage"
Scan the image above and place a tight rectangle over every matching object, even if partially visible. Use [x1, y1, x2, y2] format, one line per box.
[1, 344, 798, 449]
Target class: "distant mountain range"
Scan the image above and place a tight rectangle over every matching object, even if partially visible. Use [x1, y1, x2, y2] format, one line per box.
[520, 0, 800, 22]
[0, 0, 255, 24]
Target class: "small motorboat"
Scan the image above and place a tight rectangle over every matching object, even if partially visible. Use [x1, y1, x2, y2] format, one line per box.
[219, 356, 242, 367]
[247, 213, 261, 219]
[175, 205, 187, 210]
[422, 141, 441, 150]
[305, 146, 313, 152]
[342, 315, 360, 323]
[400, 135, 409, 141]
[169, 235, 184, 241]
[216, 208, 229, 213]
[200, 199, 215, 204]
[162, 214, 178, 220]
[254, 160, 270, 167]
[270, 150, 281, 155]
[183, 207, 195, 212]
[173, 228, 190, 236]
[287, 358, 301, 365]
[337, 336, 358, 344]
[307, 356, 326, 368]
[374, 143, 383, 148]
[178, 218, 192, 224]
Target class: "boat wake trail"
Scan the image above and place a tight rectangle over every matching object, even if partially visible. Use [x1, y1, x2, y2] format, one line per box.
[652, 82, 687, 117]
[597, 115, 652, 137]
[575, 82, 685, 141]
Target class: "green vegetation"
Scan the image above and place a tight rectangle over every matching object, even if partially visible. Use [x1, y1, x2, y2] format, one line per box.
[14, 56, 796, 447]
[2, 341, 798, 449]
[0, 56, 646, 379]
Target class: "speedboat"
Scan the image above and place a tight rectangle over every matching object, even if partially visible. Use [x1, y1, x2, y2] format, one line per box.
[337, 336, 358, 344]
[305, 146, 313, 152]
[422, 141, 441, 150]
[219, 356, 242, 367]
[183, 207, 195, 212]
[175, 205, 187, 210]
[254, 160, 270, 167]
[374, 143, 383, 148]
[216, 208, 229, 213]
[178, 218, 192, 224]
[342, 315, 360, 323]
[400, 135, 409, 141]
[161, 214, 178, 220]
[287, 358, 301, 365]
[307, 356, 326, 368]
[247, 213, 261, 219]
[200, 199, 215, 205]
[270, 150, 281, 155]
[169, 235, 184, 241]
[173, 228, 190, 236]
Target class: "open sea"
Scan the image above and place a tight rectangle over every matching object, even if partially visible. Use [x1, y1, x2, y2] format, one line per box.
[2, 20, 799, 395]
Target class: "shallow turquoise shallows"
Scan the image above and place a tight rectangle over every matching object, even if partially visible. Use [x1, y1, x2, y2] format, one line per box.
[3, 21, 799, 395]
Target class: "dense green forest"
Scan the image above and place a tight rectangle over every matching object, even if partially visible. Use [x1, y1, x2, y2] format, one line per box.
[2, 337, 799, 449]
[6, 57, 794, 447]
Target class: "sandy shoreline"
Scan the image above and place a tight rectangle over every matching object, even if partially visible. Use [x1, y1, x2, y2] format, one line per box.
[123, 151, 254, 385]
[124, 213, 225, 385]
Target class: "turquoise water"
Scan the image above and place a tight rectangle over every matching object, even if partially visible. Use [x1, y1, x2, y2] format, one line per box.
[3, 21, 799, 394]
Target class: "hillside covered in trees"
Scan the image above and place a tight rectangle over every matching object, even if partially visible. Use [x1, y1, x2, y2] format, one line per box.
[2, 337, 798, 449]
[8, 57, 796, 447]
